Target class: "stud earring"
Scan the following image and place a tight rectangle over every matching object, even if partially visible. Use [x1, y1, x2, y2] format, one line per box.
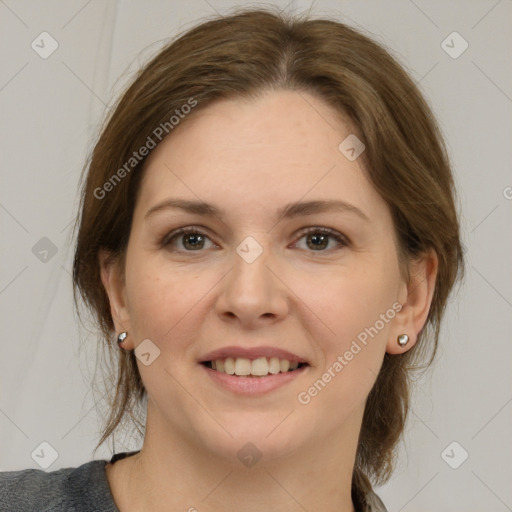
[117, 332, 129, 350]
[397, 334, 409, 347]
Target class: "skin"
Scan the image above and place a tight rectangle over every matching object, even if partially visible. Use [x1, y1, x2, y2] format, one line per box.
[100, 90, 438, 512]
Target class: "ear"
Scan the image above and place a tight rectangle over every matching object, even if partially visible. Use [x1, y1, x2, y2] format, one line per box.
[99, 248, 134, 350]
[386, 249, 438, 354]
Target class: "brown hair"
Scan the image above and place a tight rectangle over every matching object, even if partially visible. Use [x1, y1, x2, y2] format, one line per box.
[72, 6, 464, 495]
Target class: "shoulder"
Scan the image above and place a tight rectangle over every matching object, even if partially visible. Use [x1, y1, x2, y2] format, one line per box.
[0, 459, 118, 512]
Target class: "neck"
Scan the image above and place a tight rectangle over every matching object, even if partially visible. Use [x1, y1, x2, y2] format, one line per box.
[110, 403, 362, 512]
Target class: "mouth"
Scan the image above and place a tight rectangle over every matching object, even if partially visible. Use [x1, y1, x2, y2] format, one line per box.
[198, 346, 310, 394]
[200, 357, 309, 377]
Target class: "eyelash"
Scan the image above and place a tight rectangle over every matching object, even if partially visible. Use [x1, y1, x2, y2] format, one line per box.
[161, 225, 349, 253]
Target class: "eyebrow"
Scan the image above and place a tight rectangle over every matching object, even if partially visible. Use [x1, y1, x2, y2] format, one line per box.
[144, 198, 369, 222]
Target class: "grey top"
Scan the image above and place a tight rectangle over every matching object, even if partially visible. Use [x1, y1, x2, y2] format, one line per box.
[0, 452, 387, 511]
[0, 458, 118, 512]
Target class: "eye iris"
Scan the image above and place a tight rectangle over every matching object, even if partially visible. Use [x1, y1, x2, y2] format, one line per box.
[172, 229, 338, 252]
[183, 233, 204, 250]
[307, 233, 329, 250]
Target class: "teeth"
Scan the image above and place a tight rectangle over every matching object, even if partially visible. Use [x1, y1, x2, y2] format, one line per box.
[224, 357, 235, 375]
[268, 357, 280, 374]
[235, 357, 251, 375]
[251, 357, 269, 376]
[207, 357, 304, 376]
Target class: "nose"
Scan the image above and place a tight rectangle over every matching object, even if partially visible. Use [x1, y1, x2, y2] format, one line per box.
[215, 241, 289, 329]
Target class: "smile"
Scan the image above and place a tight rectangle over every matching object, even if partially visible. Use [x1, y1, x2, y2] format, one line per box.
[200, 358, 309, 395]
[201, 356, 308, 377]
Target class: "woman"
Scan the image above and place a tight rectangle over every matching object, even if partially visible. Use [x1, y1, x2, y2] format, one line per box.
[0, 7, 463, 511]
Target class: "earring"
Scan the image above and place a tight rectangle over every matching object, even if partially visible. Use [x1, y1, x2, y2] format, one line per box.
[397, 334, 409, 347]
[117, 332, 129, 350]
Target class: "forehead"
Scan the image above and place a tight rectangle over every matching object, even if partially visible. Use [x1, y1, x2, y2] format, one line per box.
[135, 90, 388, 224]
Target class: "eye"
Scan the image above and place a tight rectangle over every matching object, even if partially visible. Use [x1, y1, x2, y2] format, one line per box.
[161, 225, 349, 253]
[293, 227, 348, 252]
[162, 226, 216, 252]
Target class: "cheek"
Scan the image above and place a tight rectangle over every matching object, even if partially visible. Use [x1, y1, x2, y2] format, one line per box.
[124, 252, 172, 337]
[311, 258, 400, 372]
[296, 273, 397, 421]
[124, 252, 215, 346]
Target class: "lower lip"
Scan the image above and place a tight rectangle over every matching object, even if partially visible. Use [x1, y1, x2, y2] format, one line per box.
[200, 364, 308, 395]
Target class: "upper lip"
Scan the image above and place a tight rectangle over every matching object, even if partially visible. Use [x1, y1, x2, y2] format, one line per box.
[199, 346, 308, 364]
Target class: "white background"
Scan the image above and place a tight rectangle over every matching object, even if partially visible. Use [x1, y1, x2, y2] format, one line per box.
[1, 1, 511, 510]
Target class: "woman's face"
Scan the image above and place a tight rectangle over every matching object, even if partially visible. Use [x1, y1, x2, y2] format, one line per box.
[104, 90, 424, 464]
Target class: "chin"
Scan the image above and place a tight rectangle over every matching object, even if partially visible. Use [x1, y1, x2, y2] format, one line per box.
[195, 411, 310, 465]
